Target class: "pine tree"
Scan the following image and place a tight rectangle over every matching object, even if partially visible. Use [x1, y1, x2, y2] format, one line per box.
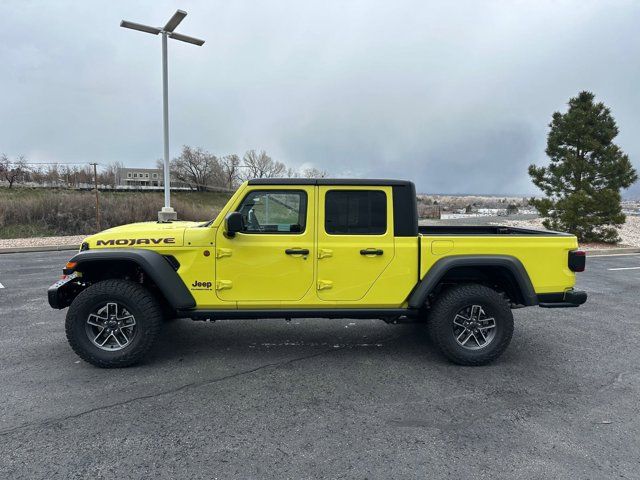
[529, 91, 637, 243]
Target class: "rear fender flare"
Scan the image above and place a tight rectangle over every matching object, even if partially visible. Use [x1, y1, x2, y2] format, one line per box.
[408, 255, 537, 308]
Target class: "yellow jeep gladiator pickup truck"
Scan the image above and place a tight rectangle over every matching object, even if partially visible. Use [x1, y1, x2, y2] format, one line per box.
[49, 179, 587, 368]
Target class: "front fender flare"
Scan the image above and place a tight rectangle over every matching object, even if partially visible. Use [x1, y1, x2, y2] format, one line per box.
[67, 249, 196, 310]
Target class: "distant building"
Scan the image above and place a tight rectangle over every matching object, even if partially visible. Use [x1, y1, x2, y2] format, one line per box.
[117, 167, 162, 187]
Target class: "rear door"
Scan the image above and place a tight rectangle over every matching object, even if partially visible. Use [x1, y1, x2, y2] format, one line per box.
[316, 186, 395, 300]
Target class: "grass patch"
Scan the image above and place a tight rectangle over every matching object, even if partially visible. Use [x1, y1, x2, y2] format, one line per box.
[0, 187, 232, 239]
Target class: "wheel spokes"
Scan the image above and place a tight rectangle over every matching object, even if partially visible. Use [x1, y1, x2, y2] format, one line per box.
[116, 327, 130, 344]
[452, 304, 496, 350]
[87, 314, 106, 328]
[86, 302, 136, 351]
[106, 302, 119, 318]
[111, 332, 123, 348]
[457, 329, 474, 345]
[95, 330, 111, 346]
[119, 315, 136, 328]
[476, 328, 487, 343]
[478, 317, 496, 331]
[470, 305, 483, 321]
[453, 314, 469, 328]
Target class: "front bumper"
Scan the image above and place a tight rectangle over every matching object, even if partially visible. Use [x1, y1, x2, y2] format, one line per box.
[48, 273, 80, 309]
[538, 289, 588, 308]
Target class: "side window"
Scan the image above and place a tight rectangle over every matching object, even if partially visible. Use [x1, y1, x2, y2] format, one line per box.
[325, 190, 387, 235]
[236, 190, 307, 234]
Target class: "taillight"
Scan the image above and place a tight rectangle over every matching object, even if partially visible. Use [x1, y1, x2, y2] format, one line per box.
[568, 250, 586, 272]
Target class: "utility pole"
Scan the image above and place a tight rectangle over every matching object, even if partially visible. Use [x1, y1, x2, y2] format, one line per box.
[91, 163, 101, 231]
[120, 10, 205, 222]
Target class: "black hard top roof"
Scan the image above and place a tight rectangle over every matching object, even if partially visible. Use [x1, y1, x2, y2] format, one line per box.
[247, 178, 414, 187]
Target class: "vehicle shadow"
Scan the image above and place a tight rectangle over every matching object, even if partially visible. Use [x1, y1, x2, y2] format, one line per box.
[148, 317, 439, 365]
[142, 317, 566, 399]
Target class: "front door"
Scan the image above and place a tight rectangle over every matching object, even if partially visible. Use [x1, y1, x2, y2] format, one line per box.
[215, 187, 315, 303]
[316, 186, 395, 301]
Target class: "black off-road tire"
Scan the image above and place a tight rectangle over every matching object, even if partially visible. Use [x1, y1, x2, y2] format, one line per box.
[427, 284, 514, 366]
[65, 280, 163, 368]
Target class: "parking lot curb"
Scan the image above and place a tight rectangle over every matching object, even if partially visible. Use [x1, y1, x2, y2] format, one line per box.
[0, 245, 80, 255]
[586, 247, 640, 256]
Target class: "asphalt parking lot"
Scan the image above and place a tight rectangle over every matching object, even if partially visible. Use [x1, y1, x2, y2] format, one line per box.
[0, 251, 639, 479]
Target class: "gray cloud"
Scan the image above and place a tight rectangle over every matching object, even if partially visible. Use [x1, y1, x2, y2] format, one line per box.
[1, 0, 639, 195]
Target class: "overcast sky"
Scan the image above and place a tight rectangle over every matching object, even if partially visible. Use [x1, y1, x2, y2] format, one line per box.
[1, 0, 639, 195]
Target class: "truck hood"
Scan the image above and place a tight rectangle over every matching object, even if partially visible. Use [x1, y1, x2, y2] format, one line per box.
[84, 221, 200, 249]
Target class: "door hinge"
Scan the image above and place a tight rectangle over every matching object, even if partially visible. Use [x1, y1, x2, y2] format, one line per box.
[216, 248, 232, 259]
[318, 248, 333, 259]
[216, 280, 233, 291]
[317, 280, 333, 290]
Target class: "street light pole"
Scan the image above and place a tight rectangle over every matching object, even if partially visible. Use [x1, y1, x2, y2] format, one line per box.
[120, 10, 205, 222]
[161, 32, 171, 213]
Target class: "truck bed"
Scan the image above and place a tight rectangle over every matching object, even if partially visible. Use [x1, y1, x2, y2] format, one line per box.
[418, 225, 578, 295]
[419, 225, 570, 236]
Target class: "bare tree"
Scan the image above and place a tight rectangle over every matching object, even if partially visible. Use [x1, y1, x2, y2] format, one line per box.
[162, 147, 330, 188]
[60, 165, 76, 187]
[99, 161, 123, 188]
[30, 165, 45, 185]
[76, 165, 93, 186]
[171, 145, 223, 191]
[299, 167, 327, 178]
[44, 163, 60, 186]
[283, 166, 327, 179]
[220, 154, 241, 189]
[155, 158, 170, 187]
[242, 150, 286, 180]
[19, 157, 30, 185]
[0, 154, 28, 188]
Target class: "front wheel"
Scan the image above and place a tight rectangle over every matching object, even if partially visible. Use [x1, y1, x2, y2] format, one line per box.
[65, 280, 163, 368]
[427, 284, 514, 366]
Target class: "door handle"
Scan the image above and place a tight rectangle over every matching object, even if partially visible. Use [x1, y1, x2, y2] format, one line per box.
[360, 248, 383, 256]
[285, 248, 309, 255]
[317, 280, 333, 290]
[216, 280, 233, 291]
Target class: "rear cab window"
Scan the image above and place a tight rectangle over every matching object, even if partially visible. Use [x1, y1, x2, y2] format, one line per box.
[325, 190, 387, 235]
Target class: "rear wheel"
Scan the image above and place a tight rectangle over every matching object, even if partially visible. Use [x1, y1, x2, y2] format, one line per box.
[427, 284, 514, 366]
[65, 280, 163, 368]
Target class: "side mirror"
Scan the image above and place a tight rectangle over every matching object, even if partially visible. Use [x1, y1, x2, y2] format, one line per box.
[225, 211, 244, 237]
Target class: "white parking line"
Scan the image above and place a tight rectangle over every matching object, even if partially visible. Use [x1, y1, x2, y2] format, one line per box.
[589, 253, 640, 258]
[608, 267, 640, 271]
